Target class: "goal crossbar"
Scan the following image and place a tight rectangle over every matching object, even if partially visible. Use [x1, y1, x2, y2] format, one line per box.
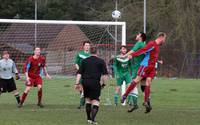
[0, 19, 126, 45]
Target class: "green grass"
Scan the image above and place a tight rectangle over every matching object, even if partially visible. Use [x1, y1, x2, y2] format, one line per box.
[0, 78, 200, 125]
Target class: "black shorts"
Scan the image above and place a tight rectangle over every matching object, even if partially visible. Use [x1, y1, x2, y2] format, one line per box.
[82, 79, 101, 101]
[0, 78, 17, 93]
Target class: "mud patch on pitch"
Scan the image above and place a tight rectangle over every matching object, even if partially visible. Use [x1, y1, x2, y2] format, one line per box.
[169, 88, 178, 92]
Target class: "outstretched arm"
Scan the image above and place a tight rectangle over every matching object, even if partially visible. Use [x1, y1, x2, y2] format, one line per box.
[131, 42, 154, 57]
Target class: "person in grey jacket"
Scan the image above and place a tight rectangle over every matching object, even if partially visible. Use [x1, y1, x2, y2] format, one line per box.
[0, 51, 20, 105]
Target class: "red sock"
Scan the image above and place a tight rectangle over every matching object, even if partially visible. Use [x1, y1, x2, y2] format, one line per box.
[124, 80, 138, 97]
[144, 86, 150, 102]
[38, 89, 42, 104]
[21, 92, 28, 104]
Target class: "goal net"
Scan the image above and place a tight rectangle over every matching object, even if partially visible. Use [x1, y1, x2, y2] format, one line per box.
[0, 19, 126, 77]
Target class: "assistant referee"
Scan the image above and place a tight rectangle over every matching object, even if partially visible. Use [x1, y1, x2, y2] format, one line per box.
[75, 46, 108, 124]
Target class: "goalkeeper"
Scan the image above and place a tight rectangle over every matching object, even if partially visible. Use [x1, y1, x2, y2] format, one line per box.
[0, 51, 20, 106]
[74, 41, 91, 109]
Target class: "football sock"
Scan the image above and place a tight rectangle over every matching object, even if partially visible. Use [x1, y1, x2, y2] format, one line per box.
[132, 96, 138, 106]
[114, 93, 119, 105]
[144, 86, 150, 103]
[80, 97, 85, 106]
[14, 94, 20, 104]
[91, 105, 99, 122]
[124, 80, 138, 97]
[86, 103, 92, 120]
[127, 94, 133, 105]
[80, 92, 85, 106]
[38, 89, 42, 104]
[21, 92, 28, 104]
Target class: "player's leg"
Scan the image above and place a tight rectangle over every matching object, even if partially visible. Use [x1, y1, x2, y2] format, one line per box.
[78, 79, 85, 109]
[19, 86, 32, 107]
[143, 77, 152, 113]
[126, 73, 138, 110]
[91, 100, 100, 124]
[12, 90, 20, 104]
[121, 75, 143, 103]
[36, 77, 44, 107]
[85, 98, 92, 123]
[114, 76, 123, 106]
[37, 84, 44, 108]
[127, 88, 139, 112]
[82, 81, 92, 123]
[79, 90, 85, 109]
[6, 78, 20, 104]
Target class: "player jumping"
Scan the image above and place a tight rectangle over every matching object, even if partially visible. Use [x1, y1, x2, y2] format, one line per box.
[121, 32, 167, 113]
[124, 32, 146, 112]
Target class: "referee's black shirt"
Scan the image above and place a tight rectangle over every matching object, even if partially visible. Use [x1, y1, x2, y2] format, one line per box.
[77, 56, 108, 80]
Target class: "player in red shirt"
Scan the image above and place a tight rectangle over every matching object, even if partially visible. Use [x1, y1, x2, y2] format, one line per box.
[18, 47, 51, 108]
[121, 32, 167, 113]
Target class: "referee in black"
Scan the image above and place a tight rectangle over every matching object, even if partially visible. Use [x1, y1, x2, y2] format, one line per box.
[75, 46, 108, 124]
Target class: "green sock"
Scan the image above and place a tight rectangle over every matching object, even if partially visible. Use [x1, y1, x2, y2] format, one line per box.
[132, 96, 138, 106]
[80, 97, 85, 106]
[114, 93, 119, 105]
[127, 95, 134, 105]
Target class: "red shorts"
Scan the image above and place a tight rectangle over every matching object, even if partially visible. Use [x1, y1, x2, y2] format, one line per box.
[137, 66, 155, 79]
[27, 76, 43, 87]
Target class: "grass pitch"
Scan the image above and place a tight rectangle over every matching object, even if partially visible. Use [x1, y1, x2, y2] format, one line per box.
[0, 77, 200, 125]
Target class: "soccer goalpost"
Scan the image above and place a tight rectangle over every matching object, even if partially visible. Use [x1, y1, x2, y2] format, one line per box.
[0, 19, 127, 105]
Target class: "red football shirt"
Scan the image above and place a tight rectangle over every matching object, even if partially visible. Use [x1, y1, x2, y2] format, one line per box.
[131, 41, 160, 67]
[24, 56, 46, 78]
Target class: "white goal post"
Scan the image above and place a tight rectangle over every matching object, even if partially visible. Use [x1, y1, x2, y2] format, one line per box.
[0, 19, 126, 45]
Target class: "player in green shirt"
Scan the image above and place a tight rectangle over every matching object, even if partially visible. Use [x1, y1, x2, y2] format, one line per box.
[124, 32, 146, 112]
[113, 46, 134, 106]
[74, 41, 91, 109]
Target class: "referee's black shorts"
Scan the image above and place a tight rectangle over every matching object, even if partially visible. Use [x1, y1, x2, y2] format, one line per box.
[82, 79, 101, 101]
[0, 78, 17, 93]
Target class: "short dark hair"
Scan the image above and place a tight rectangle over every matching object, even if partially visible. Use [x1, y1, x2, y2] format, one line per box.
[120, 45, 127, 49]
[90, 46, 97, 54]
[157, 32, 166, 38]
[139, 32, 146, 41]
[2, 51, 9, 55]
[83, 41, 91, 46]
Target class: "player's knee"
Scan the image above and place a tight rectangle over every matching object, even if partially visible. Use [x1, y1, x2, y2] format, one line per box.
[85, 98, 92, 104]
[37, 85, 42, 90]
[25, 87, 31, 93]
[146, 78, 152, 86]
[92, 100, 100, 106]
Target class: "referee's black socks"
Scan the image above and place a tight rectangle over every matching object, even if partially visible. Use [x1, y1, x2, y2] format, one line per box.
[86, 103, 92, 120]
[14, 94, 20, 104]
[91, 105, 99, 122]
